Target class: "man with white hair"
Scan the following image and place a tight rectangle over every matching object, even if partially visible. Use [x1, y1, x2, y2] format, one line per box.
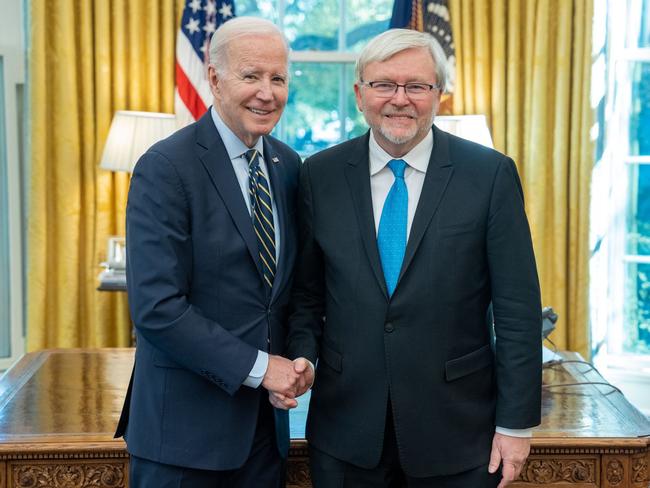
[115, 17, 310, 487]
[285, 28, 542, 488]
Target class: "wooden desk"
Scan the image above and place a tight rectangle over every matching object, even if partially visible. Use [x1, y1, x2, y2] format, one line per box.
[0, 349, 647, 488]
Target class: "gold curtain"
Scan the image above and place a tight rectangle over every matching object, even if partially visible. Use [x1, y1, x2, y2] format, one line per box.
[28, 0, 184, 349]
[450, 0, 594, 357]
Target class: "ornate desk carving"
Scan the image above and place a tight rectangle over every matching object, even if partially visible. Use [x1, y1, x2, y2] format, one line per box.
[0, 349, 648, 488]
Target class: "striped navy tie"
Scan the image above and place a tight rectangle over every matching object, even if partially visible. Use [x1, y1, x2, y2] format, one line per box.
[245, 149, 276, 292]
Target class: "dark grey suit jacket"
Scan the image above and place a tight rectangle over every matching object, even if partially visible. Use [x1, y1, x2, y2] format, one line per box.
[286, 126, 542, 477]
[115, 111, 301, 470]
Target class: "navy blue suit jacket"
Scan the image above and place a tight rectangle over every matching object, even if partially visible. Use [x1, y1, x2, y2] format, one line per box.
[115, 111, 301, 471]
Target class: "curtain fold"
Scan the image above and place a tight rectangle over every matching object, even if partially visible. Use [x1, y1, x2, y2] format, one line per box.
[28, 0, 184, 350]
[450, 0, 594, 357]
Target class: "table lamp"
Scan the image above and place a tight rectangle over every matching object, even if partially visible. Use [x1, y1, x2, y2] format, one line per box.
[97, 111, 177, 289]
[435, 114, 493, 148]
[99, 110, 177, 173]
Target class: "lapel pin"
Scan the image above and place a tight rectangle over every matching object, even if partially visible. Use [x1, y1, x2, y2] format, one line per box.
[272, 156, 280, 164]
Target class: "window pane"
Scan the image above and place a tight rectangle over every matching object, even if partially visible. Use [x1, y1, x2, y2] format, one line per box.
[344, 63, 368, 139]
[236, 0, 278, 22]
[279, 62, 367, 157]
[236, 0, 391, 52]
[629, 61, 650, 156]
[344, 0, 392, 51]
[628, 0, 650, 48]
[623, 261, 650, 354]
[626, 164, 650, 254]
[285, 0, 340, 50]
[0, 56, 10, 358]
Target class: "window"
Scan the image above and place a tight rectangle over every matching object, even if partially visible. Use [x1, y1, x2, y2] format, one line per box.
[590, 0, 650, 411]
[237, 0, 393, 156]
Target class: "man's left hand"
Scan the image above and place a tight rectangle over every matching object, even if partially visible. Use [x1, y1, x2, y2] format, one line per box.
[488, 432, 530, 488]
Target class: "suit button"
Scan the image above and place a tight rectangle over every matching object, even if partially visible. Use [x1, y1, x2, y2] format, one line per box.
[384, 322, 394, 333]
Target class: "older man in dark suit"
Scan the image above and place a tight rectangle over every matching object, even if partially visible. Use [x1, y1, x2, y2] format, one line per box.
[284, 29, 542, 488]
[115, 16, 311, 488]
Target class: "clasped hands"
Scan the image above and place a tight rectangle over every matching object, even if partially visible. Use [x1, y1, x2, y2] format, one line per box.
[262, 355, 314, 410]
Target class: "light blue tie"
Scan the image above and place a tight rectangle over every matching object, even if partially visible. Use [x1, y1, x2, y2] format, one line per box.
[377, 159, 408, 297]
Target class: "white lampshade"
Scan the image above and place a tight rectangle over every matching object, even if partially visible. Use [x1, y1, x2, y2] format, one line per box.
[435, 115, 494, 148]
[99, 111, 178, 172]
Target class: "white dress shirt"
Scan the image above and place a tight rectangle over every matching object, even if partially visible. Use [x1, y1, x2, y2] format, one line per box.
[367, 128, 531, 438]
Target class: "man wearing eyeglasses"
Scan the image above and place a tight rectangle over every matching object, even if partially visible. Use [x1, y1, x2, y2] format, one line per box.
[283, 28, 542, 488]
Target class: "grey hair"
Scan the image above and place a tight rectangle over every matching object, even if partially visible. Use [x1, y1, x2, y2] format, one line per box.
[209, 17, 290, 76]
[355, 28, 448, 91]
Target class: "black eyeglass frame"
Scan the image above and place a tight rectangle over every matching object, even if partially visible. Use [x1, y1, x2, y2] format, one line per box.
[358, 80, 442, 97]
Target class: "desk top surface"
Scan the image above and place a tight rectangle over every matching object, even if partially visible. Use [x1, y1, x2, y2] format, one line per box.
[0, 348, 648, 449]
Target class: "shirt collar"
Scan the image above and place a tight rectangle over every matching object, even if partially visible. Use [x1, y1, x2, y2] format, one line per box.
[368, 128, 434, 176]
[210, 106, 264, 160]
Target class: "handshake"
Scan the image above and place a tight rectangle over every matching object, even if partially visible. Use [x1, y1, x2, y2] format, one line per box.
[262, 355, 314, 410]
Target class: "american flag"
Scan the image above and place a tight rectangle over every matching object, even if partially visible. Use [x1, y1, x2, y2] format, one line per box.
[390, 0, 456, 110]
[175, 0, 236, 126]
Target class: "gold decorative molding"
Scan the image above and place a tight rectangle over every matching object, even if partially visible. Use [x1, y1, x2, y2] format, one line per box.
[11, 463, 126, 488]
[531, 447, 646, 456]
[1, 451, 129, 461]
[520, 459, 596, 483]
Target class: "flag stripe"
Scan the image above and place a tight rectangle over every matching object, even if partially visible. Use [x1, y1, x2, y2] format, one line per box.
[176, 61, 208, 121]
[175, 32, 212, 107]
[175, 0, 236, 124]
[390, 0, 455, 93]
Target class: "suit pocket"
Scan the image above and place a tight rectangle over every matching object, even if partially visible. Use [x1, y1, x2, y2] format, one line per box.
[445, 344, 493, 381]
[319, 342, 343, 373]
[438, 221, 477, 237]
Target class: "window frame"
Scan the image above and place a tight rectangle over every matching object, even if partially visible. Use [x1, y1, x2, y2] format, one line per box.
[590, 1, 650, 407]
[0, 46, 25, 371]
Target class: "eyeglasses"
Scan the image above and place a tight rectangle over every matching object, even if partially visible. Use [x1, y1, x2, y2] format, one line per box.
[359, 80, 441, 99]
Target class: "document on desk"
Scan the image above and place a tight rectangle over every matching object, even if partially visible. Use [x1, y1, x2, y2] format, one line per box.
[542, 345, 559, 363]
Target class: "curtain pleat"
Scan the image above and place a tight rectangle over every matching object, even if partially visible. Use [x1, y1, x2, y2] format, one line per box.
[28, 0, 184, 350]
[450, 0, 594, 357]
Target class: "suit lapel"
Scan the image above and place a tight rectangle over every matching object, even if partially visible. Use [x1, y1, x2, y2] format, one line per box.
[344, 133, 389, 299]
[398, 125, 454, 284]
[194, 112, 264, 281]
[263, 138, 289, 304]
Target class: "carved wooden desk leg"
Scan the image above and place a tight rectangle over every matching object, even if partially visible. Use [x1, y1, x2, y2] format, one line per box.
[287, 446, 312, 488]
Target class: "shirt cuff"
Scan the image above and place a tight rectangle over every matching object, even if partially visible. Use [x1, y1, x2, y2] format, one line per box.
[306, 359, 316, 389]
[495, 426, 533, 438]
[242, 350, 269, 388]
